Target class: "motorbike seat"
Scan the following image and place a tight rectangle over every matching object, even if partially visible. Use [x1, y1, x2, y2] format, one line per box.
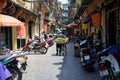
[0, 54, 11, 61]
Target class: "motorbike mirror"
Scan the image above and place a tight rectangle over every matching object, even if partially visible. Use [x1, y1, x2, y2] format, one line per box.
[80, 40, 87, 46]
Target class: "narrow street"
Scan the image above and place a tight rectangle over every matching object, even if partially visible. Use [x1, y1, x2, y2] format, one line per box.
[0, 0, 120, 80]
[22, 42, 101, 80]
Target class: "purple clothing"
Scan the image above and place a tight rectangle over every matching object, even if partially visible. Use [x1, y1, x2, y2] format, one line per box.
[0, 63, 12, 80]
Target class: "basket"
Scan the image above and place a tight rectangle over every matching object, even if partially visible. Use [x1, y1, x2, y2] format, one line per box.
[55, 38, 68, 44]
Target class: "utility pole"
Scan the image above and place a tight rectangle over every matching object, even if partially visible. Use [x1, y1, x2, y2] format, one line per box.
[38, 1, 41, 36]
[38, 12, 41, 36]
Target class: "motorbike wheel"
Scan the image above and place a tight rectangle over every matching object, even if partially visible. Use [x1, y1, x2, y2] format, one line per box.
[107, 66, 115, 80]
[84, 64, 94, 72]
[39, 47, 48, 54]
[21, 48, 27, 53]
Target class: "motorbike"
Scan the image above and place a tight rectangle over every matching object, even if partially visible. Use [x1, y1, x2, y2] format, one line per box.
[21, 38, 48, 54]
[0, 46, 27, 80]
[0, 54, 12, 80]
[79, 40, 95, 72]
[16, 52, 28, 73]
[96, 45, 120, 80]
[0, 53, 27, 80]
[45, 38, 54, 47]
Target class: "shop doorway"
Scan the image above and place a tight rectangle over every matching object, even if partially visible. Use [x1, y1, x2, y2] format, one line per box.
[17, 18, 26, 49]
[0, 27, 12, 49]
[17, 39, 25, 49]
[107, 10, 117, 46]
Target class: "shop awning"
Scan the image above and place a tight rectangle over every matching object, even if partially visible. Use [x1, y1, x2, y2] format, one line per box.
[84, 0, 105, 17]
[64, 21, 77, 29]
[74, 0, 93, 19]
[67, 21, 77, 26]
[0, 14, 25, 27]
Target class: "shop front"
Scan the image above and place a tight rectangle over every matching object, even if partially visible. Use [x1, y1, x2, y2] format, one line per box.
[105, 0, 118, 46]
[0, 0, 37, 50]
[83, 0, 120, 49]
[0, 13, 25, 50]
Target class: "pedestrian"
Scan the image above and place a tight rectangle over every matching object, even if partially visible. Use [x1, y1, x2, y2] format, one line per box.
[56, 43, 62, 55]
[73, 39, 80, 57]
[54, 32, 67, 56]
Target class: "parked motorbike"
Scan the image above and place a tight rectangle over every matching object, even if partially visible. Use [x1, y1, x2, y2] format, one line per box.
[79, 40, 95, 72]
[21, 38, 48, 54]
[0, 54, 12, 80]
[0, 53, 27, 80]
[45, 38, 54, 47]
[96, 46, 120, 80]
[16, 52, 28, 73]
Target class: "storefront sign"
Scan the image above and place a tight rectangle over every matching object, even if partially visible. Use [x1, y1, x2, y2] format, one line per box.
[90, 12, 101, 28]
[82, 23, 88, 30]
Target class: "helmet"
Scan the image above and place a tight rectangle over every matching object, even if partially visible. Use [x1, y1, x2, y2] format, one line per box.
[27, 39, 32, 43]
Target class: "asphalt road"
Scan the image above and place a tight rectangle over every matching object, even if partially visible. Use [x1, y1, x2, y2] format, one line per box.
[22, 42, 101, 80]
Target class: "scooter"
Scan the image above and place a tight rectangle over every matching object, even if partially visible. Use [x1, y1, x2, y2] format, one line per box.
[96, 46, 120, 80]
[16, 52, 28, 73]
[0, 53, 23, 80]
[0, 46, 28, 80]
[0, 54, 12, 80]
[79, 40, 95, 72]
[21, 38, 48, 54]
[45, 38, 54, 47]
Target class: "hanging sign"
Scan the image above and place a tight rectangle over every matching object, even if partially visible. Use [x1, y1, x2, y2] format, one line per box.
[82, 23, 88, 30]
[16, 26, 26, 39]
[90, 12, 101, 28]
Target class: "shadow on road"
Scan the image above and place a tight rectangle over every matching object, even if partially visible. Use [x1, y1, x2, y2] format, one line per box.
[52, 42, 101, 80]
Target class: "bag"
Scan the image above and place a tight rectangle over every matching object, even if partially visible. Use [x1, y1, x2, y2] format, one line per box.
[0, 63, 12, 80]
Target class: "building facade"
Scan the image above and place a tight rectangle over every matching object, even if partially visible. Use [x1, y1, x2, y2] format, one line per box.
[74, 0, 120, 50]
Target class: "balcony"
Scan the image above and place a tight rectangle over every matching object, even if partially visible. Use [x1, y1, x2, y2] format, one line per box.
[12, 0, 25, 7]
[41, 1, 50, 13]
